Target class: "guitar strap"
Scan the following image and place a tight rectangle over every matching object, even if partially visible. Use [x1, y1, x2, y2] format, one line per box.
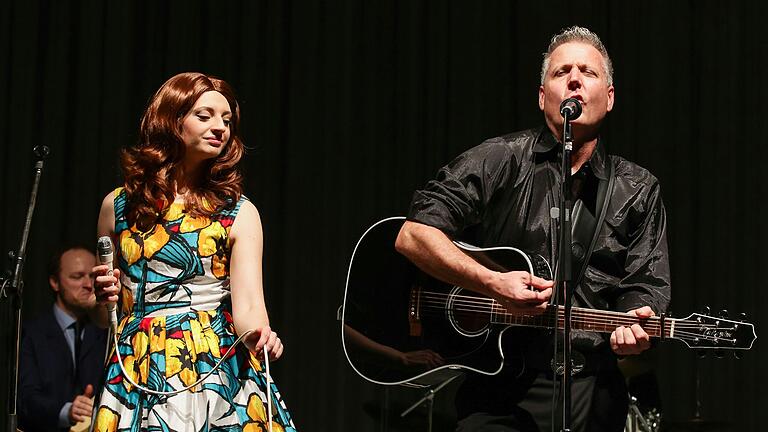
[569, 158, 615, 309]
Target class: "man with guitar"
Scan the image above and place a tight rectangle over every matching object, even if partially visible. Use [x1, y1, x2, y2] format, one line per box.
[395, 26, 670, 432]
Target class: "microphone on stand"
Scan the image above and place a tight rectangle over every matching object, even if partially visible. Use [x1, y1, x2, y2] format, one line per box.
[559, 97, 582, 120]
[96, 236, 118, 330]
[555, 96, 583, 429]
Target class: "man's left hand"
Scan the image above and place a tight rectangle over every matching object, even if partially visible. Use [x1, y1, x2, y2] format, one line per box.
[69, 384, 94, 424]
[610, 306, 654, 356]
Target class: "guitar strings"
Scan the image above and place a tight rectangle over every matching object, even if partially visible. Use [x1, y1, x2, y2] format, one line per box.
[420, 302, 726, 332]
[414, 290, 737, 337]
[415, 290, 724, 329]
[416, 292, 737, 333]
[415, 299, 738, 344]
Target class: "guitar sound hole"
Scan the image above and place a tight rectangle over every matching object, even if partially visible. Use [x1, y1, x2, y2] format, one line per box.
[446, 287, 491, 336]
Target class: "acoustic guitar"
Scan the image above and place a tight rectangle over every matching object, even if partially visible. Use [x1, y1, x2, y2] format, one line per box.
[341, 217, 757, 386]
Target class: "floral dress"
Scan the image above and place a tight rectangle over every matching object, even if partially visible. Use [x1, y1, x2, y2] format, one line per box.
[93, 187, 296, 432]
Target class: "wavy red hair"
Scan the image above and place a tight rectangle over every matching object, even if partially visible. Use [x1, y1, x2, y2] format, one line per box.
[122, 72, 244, 229]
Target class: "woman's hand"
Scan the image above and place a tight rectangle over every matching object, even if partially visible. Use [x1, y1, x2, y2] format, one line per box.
[244, 326, 284, 361]
[93, 265, 121, 304]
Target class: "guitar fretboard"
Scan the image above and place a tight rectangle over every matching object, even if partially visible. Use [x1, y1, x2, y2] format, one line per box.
[415, 288, 752, 349]
[490, 303, 671, 338]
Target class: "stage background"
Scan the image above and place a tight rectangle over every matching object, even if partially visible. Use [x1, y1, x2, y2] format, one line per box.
[1, 1, 764, 430]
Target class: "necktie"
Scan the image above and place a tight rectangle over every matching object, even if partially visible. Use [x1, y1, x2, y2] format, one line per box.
[73, 320, 83, 375]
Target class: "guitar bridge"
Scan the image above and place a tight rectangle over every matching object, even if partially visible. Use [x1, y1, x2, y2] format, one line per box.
[409, 284, 422, 336]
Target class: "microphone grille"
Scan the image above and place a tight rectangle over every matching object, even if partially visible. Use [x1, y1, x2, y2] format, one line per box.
[97, 236, 113, 256]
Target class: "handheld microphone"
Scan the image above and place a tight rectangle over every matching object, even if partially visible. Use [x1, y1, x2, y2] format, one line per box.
[97, 236, 118, 329]
[559, 98, 582, 120]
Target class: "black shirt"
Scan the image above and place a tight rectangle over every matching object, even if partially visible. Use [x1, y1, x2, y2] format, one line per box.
[407, 127, 671, 356]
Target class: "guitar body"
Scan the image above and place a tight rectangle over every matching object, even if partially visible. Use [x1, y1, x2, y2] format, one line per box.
[341, 217, 551, 385]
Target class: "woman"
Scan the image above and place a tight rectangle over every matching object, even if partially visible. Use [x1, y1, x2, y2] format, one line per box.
[92, 72, 296, 431]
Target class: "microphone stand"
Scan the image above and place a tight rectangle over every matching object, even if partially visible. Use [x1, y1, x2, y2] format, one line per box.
[558, 115, 575, 432]
[2, 145, 50, 432]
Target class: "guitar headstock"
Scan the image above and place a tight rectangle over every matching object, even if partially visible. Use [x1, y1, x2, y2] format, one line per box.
[675, 311, 756, 351]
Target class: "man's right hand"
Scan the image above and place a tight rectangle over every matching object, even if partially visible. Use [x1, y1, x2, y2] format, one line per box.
[69, 384, 94, 424]
[486, 271, 553, 314]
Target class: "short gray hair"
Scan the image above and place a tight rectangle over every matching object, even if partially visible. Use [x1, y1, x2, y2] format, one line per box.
[540, 26, 613, 86]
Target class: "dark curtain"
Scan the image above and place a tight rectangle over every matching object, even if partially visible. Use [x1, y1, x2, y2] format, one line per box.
[1, 1, 765, 430]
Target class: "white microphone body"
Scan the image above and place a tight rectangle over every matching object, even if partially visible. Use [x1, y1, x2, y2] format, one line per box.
[97, 236, 119, 329]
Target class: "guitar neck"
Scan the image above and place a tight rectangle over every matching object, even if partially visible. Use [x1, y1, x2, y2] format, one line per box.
[491, 304, 672, 338]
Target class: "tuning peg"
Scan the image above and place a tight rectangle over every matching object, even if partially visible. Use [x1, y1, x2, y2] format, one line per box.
[696, 350, 707, 359]
[719, 309, 729, 319]
[734, 351, 743, 360]
[714, 349, 725, 359]
[740, 312, 747, 322]
[701, 306, 711, 315]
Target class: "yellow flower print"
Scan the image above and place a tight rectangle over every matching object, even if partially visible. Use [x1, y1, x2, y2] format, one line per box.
[94, 406, 119, 432]
[211, 251, 229, 280]
[199, 310, 212, 327]
[248, 351, 263, 372]
[119, 224, 171, 265]
[149, 317, 166, 354]
[121, 331, 149, 392]
[132, 331, 149, 370]
[166, 337, 199, 389]
[189, 313, 222, 359]
[141, 226, 170, 259]
[180, 214, 211, 233]
[165, 337, 185, 376]
[244, 393, 285, 432]
[163, 202, 184, 221]
[198, 221, 227, 257]
[182, 329, 197, 363]
[190, 319, 209, 356]
[180, 366, 198, 390]
[120, 285, 134, 316]
[247, 393, 265, 421]
[120, 230, 142, 266]
[121, 355, 136, 393]
[202, 322, 221, 359]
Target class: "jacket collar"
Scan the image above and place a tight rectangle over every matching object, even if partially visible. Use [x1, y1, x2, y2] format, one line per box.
[533, 126, 609, 180]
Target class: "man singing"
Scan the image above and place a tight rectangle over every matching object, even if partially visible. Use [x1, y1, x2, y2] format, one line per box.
[395, 26, 670, 431]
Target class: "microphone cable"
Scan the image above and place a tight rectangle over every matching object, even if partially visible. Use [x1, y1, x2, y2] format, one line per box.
[109, 326, 274, 431]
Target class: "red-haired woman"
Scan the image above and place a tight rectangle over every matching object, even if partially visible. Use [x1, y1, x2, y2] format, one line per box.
[92, 72, 296, 431]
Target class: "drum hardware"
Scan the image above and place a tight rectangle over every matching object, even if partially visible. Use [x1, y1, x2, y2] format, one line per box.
[625, 395, 661, 432]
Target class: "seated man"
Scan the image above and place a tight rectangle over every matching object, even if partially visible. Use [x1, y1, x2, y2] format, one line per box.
[18, 245, 108, 432]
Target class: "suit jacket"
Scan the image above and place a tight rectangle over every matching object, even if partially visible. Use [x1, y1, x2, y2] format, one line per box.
[18, 308, 108, 432]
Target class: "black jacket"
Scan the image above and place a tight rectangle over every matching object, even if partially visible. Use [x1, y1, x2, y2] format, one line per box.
[18, 308, 107, 432]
